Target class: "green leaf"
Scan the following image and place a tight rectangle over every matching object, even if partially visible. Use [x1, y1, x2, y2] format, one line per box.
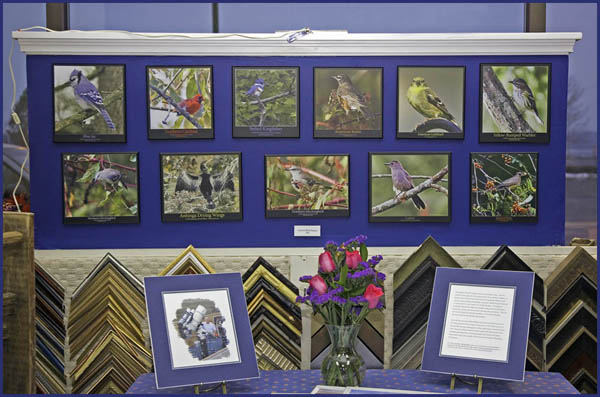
[359, 243, 368, 261]
[76, 163, 100, 183]
[186, 76, 197, 99]
[339, 264, 348, 287]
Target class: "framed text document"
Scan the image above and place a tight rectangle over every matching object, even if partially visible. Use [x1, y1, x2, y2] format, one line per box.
[422, 268, 534, 382]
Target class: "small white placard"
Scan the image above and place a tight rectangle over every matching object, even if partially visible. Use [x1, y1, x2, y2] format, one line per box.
[294, 225, 321, 237]
[440, 283, 516, 363]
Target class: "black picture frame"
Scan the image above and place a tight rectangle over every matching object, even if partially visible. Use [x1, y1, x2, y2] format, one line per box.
[396, 66, 465, 140]
[232, 66, 300, 138]
[313, 67, 383, 139]
[61, 152, 140, 224]
[369, 152, 451, 223]
[146, 65, 215, 140]
[53, 64, 127, 143]
[470, 152, 539, 223]
[479, 63, 551, 143]
[264, 154, 350, 218]
[159, 152, 243, 222]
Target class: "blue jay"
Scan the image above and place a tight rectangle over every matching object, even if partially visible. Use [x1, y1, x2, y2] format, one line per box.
[246, 78, 265, 98]
[69, 69, 116, 130]
[93, 168, 127, 190]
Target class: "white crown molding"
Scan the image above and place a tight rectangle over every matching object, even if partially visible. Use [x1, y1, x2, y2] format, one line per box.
[13, 30, 582, 56]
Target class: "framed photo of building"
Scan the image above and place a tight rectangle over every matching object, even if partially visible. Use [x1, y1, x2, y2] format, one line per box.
[232, 66, 299, 138]
[397, 66, 465, 139]
[61, 152, 139, 224]
[144, 273, 259, 389]
[160, 152, 242, 222]
[369, 152, 451, 222]
[265, 154, 350, 218]
[480, 64, 550, 143]
[470, 152, 538, 223]
[147, 66, 214, 139]
[53, 64, 126, 143]
[314, 67, 383, 138]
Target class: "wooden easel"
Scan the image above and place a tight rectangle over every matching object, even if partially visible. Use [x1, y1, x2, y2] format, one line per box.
[450, 373, 483, 394]
[194, 381, 227, 394]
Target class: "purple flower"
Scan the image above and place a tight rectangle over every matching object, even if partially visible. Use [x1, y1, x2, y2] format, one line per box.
[299, 275, 313, 282]
[376, 272, 386, 281]
[331, 296, 347, 304]
[367, 255, 383, 267]
[347, 267, 376, 279]
[342, 234, 368, 247]
[349, 296, 367, 304]
[375, 301, 384, 309]
[325, 240, 338, 247]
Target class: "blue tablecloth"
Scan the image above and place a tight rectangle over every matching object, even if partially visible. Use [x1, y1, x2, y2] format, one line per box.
[127, 369, 579, 394]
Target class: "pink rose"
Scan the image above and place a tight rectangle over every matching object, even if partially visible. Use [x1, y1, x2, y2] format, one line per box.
[345, 250, 361, 270]
[309, 275, 328, 295]
[319, 251, 336, 273]
[363, 284, 383, 309]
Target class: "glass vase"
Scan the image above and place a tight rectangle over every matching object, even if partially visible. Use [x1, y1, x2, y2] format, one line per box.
[321, 324, 366, 387]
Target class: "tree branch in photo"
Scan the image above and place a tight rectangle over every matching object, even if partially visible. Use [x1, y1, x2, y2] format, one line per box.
[54, 66, 106, 92]
[371, 174, 448, 182]
[267, 187, 298, 198]
[430, 184, 448, 196]
[55, 89, 122, 133]
[241, 89, 296, 106]
[481, 65, 535, 133]
[371, 166, 448, 215]
[413, 118, 462, 134]
[270, 197, 347, 210]
[150, 85, 201, 129]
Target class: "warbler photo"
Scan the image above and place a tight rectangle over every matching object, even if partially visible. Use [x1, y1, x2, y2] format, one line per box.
[470, 152, 538, 223]
[369, 153, 450, 222]
[314, 68, 382, 138]
[265, 155, 349, 218]
[62, 153, 139, 224]
[397, 67, 464, 139]
[161, 153, 242, 222]
[147, 66, 213, 139]
[480, 64, 549, 142]
[233, 67, 299, 138]
[53, 65, 126, 142]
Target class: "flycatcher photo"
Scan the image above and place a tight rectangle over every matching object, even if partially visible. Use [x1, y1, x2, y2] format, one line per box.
[480, 64, 550, 143]
[314, 67, 383, 138]
[470, 152, 538, 223]
[160, 153, 242, 222]
[53, 64, 126, 142]
[397, 66, 465, 139]
[62, 152, 139, 224]
[232, 67, 299, 138]
[265, 154, 350, 218]
[369, 152, 451, 222]
[147, 66, 214, 139]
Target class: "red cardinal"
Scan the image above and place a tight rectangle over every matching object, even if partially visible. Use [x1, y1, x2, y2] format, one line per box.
[178, 94, 203, 115]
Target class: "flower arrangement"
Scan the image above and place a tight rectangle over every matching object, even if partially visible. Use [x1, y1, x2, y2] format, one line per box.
[297, 234, 385, 325]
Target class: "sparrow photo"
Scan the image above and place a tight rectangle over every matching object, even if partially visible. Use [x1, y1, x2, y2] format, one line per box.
[62, 152, 139, 224]
[314, 67, 383, 138]
[147, 66, 213, 139]
[480, 64, 550, 143]
[470, 152, 538, 223]
[53, 65, 126, 142]
[397, 66, 465, 139]
[162, 289, 240, 369]
[265, 154, 350, 218]
[369, 152, 451, 222]
[233, 67, 299, 138]
[160, 153, 242, 222]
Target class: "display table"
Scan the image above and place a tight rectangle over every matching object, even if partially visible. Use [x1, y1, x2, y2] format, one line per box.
[126, 369, 578, 394]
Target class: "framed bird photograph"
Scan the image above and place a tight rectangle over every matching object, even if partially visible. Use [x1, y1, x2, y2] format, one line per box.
[397, 66, 465, 139]
[232, 66, 299, 138]
[470, 152, 538, 223]
[53, 64, 126, 143]
[61, 152, 139, 224]
[264, 154, 350, 218]
[480, 64, 550, 143]
[313, 67, 383, 138]
[369, 152, 451, 222]
[160, 153, 242, 222]
[147, 66, 214, 139]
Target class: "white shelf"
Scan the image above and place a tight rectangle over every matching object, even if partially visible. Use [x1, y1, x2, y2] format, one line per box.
[13, 30, 582, 56]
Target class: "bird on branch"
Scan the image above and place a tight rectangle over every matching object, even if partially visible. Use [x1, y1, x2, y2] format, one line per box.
[175, 158, 201, 193]
[246, 78, 265, 98]
[385, 160, 426, 210]
[488, 171, 527, 191]
[509, 78, 543, 126]
[84, 168, 127, 204]
[407, 77, 458, 125]
[332, 74, 373, 120]
[285, 166, 323, 193]
[163, 93, 204, 125]
[69, 69, 116, 130]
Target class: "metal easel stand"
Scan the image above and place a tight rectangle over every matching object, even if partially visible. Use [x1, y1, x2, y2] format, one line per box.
[450, 373, 483, 394]
[194, 381, 227, 394]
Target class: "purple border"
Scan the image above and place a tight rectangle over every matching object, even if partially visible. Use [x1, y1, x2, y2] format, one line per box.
[421, 267, 534, 382]
[144, 273, 259, 389]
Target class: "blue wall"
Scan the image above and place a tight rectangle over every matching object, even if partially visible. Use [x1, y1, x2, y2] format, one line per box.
[28, 54, 568, 249]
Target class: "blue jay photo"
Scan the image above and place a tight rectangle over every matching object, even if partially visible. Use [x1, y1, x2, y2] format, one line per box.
[69, 69, 116, 130]
[245, 78, 265, 98]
